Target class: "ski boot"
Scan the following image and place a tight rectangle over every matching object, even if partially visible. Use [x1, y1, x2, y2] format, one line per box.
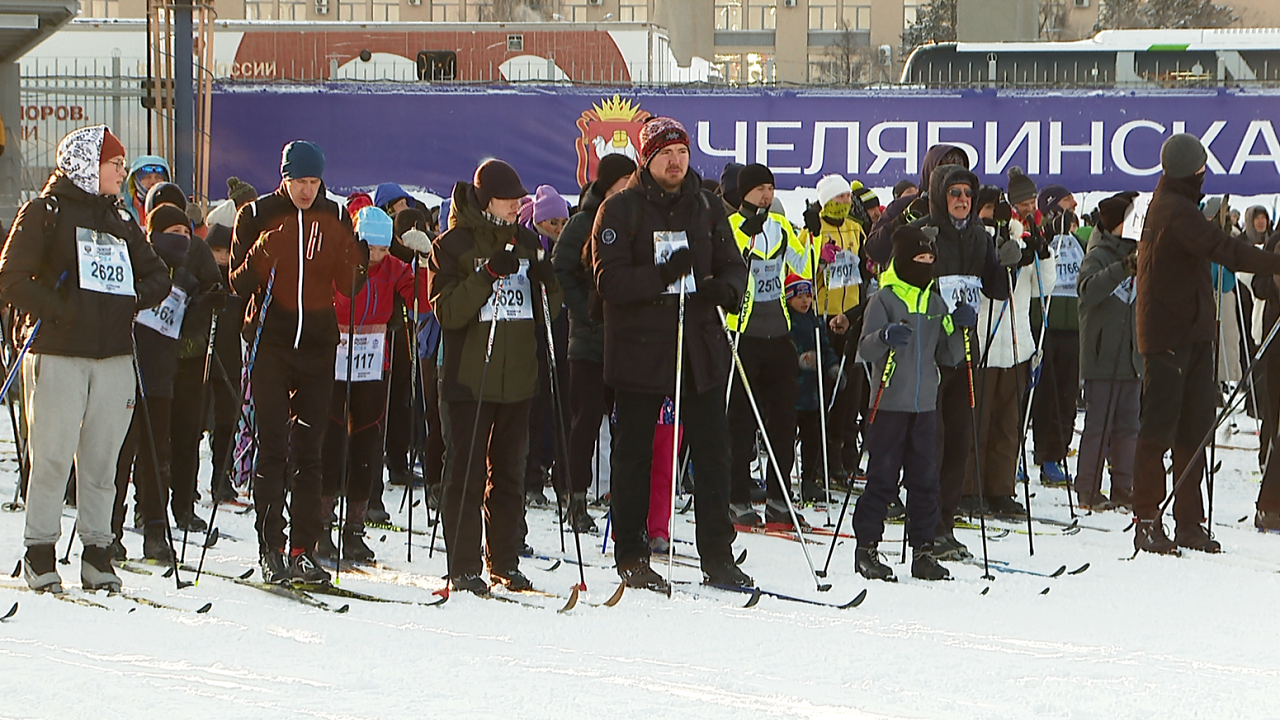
[142, 522, 175, 564]
[81, 544, 122, 592]
[490, 567, 533, 592]
[930, 532, 972, 561]
[290, 549, 331, 584]
[649, 535, 670, 555]
[260, 549, 290, 584]
[1256, 508, 1280, 532]
[316, 530, 338, 560]
[1133, 519, 1180, 556]
[855, 544, 896, 582]
[1175, 524, 1221, 554]
[567, 492, 597, 533]
[729, 502, 762, 526]
[765, 499, 810, 528]
[886, 495, 906, 521]
[22, 544, 63, 593]
[986, 495, 1027, 519]
[800, 478, 825, 504]
[1040, 461, 1070, 487]
[173, 509, 207, 533]
[342, 527, 376, 563]
[212, 474, 238, 504]
[911, 545, 952, 581]
[107, 536, 128, 562]
[450, 573, 489, 594]
[524, 488, 550, 508]
[702, 560, 753, 588]
[618, 558, 670, 594]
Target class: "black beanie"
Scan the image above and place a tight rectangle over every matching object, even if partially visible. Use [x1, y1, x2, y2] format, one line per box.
[975, 185, 1003, 215]
[205, 223, 232, 251]
[892, 225, 937, 290]
[736, 163, 775, 203]
[1097, 191, 1139, 232]
[145, 182, 187, 215]
[473, 159, 528, 209]
[719, 162, 745, 208]
[892, 179, 918, 199]
[595, 153, 637, 194]
[394, 207, 428, 239]
[146, 203, 192, 235]
[1006, 166, 1037, 206]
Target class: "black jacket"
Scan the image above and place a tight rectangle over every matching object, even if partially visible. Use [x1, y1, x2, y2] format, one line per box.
[552, 179, 607, 363]
[592, 169, 747, 396]
[0, 172, 171, 359]
[1077, 227, 1141, 380]
[228, 185, 364, 350]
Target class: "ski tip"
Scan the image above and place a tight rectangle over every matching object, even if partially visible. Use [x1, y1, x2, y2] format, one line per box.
[735, 548, 748, 565]
[336, 604, 350, 613]
[1237, 516, 1249, 523]
[177, 580, 194, 590]
[237, 569, 254, 580]
[545, 560, 562, 572]
[1, 601, 17, 621]
[557, 586, 580, 614]
[1040, 587, 1050, 595]
[162, 568, 175, 579]
[9, 560, 19, 578]
[1068, 562, 1091, 575]
[412, 500, 421, 509]
[980, 587, 990, 595]
[816, 583, 832, 593]
[196, 602, 213, 614]
[815, 570, 827, 578]
[129, 607, 137, 613]
[380, 535, 388, 542]
[1067, 518, 1080, 530]
[742, 588, 763, 608]
[602, 582, 625, 607]
[1050, 565, 1067, 578]
[203, 528, 220, 549]
[841, 588, 868, 609]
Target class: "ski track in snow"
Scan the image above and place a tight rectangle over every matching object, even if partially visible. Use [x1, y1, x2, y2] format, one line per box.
[0, 410, 1278, 719]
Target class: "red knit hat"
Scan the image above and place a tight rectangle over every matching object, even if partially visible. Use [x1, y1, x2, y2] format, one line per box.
[784, 273, 812, 299]
[99, 130, 125, 163]
[639, 117, 689, 168]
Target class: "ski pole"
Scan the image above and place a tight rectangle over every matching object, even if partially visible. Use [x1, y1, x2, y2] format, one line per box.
[820, 360, 888, 577]
[1003, 268, 1035, 556]
[1027, 247, 1074, 519]
[962, 326, 994, 581]
[181, 310, 220, 564]
[334, 268, 357, 585]
[719, 307, 831, 592]
[0, 272, 68, 400]
[666, 281, 686, 595]
[1208, 267, 1224, 531]
[814, 317, 832, 522]
[537, 250, 586, 591]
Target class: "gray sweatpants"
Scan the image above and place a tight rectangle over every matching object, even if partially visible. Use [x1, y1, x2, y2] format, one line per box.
[22, 353, 135, 549]
[1075, 378, 1141, 500]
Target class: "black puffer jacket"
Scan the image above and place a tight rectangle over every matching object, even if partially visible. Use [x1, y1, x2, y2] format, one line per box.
[592, 169, 747, 396]
[0, 172, 171, 359]
[552, 179, 607, 363]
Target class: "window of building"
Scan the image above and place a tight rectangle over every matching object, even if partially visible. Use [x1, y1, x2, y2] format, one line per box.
[619, 0, 648, 22]
[245, 0, 274, 19]
[431, 0, 461, 21]
[372, 0, 398, 20]
[809, 0, 837, 29]
[842, 4, 871, 30]
[87, 0, 119, 17]
[279, 0, 306, 19]
[747, 2, 775, 29]
[339, 0, 368, 20]
[903, 2, 919, 29]
[715, 1, 742, 30]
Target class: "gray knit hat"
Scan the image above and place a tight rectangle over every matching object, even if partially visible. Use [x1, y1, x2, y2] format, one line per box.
[1160, 133, 1208, 180]
[1006, 166, 1037, 205]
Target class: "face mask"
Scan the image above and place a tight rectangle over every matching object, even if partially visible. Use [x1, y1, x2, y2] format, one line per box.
[822, 200, 851, 221]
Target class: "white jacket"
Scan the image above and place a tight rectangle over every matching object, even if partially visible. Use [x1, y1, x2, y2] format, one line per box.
[975, 225, 1056, 369]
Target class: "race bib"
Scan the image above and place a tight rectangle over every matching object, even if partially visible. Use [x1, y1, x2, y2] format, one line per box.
[135, 286, 189, 339]
[654, 231, 697, 296]
[826, 250, 861, 289]
[76, 227, 134, 297]
[478, 259, 535, 322]
[336, 325, 387, 382]
[1051, 235, 1084, 298]
[935, 274, 982, 314]
[751, 257, 784, 302]
[1111, 276, 1136, 305]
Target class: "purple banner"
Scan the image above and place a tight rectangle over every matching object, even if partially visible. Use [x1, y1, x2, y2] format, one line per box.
[210, 85, 1280, 199]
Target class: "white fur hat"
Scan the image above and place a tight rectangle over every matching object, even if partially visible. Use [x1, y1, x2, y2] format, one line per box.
[816, 174, 851, 206]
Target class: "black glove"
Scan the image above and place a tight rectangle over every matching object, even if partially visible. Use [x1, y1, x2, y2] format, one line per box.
[699, 277, 739, 310]
[994, 200, 1013, 225]
[879, 322, 912, 348]
[738, 210, 767, 238]
[485, 248, 520, 278]
[657, 247, 694, 286]
[528, 257, 556, 286]
[173, 267, 201, 297]
[803, 201, 822, 236]
[951, 303, 978, 329]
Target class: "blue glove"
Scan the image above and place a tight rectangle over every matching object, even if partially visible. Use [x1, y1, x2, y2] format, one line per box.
[951, 303, 978, 329]
[879, 322, 912, 348]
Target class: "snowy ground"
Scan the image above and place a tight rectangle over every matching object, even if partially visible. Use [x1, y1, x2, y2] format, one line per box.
[1, 407, 1279, 720]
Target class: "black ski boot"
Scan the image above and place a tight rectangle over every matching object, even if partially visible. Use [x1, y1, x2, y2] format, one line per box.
[1134, 519, 1180, 555]
[81, 544, 122, 591]
[342, 528, 376, 563]
[800, 478, 824, 504]
[911, 545, 952, 581]
[490, 567, 533, 592]
[316, 530, 338, 560]
[142, 522, 175, 563]
[260, 549, 290, 584]
[212, 474, 238, 504]
[855, 544, 897, 582]
[618, 558, 670, 593]
[886, 496, 906, 521]
[450, 573, 489, 594]
[930, 531, 973, 561]
[702, 559, 753, 588]
[765, 499, 810, 528]
[567, 493, 597, 533]
[1256, 508, 1280, 532]
[1175, 524, 1221, 554]
[107, 536, 128, 562]
[173, 509, 207, 533]
[729, 502, 762, 526]
[22, 544, 63, 593]
[290, 550, 332, 584]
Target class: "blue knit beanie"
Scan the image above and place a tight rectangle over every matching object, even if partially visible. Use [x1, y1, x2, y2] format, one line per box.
[281, 140, 325, 180]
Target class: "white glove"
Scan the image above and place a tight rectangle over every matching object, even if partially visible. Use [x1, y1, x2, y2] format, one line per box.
[401, 229, 432, 253]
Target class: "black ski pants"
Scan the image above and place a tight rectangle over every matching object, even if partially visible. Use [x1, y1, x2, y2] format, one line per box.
[728, 335, 798, 504]
[612, 384, 735, 571]
[854, 410, 939, 549]
[1134, 342, 1213, 525]
[112, 394, 172, 536]
[568, 360, 612, 495]
[251, 343, 335, 554]
[1032, 330, 1080, 465]
[935, 364, 974, 536]
[210, 305, 244, 491]
[384, 327, 416, 476]
[322, 378, 390, 512]
[168, 356, 206, 518]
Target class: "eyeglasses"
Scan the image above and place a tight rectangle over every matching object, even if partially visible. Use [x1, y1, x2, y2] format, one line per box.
[106, 158, 127, 172]
[948, 187, 974, 199]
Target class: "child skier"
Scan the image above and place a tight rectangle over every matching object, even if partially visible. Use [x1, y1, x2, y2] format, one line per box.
[785, 273, 839, 503]
[853, 226, 973, 582]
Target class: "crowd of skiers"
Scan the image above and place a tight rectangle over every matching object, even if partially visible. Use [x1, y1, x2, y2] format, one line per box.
[4, 118, 1280, 597]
